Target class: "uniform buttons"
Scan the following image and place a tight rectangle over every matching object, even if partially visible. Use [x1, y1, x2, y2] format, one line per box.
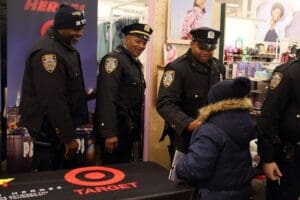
[133, 82, 137, 86]
[296, 114, 300, 119]
[50, 36, 54, 39]
[195, 94, 198, 98]
[171, 124, 176, 128]
[101, 123, 105, 127]
[55, 128, 60, 134]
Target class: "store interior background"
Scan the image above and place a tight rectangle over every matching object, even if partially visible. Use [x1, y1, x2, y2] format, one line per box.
[1, 0, 300, 172]
[96, 0, 300, 169]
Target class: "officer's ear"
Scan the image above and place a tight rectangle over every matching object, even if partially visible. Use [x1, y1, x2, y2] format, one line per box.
[124, 35, 129, 45]
[190, 41, 198, 49]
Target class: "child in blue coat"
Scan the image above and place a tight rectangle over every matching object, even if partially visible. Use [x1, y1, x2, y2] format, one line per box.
[176, 77, 255, 200]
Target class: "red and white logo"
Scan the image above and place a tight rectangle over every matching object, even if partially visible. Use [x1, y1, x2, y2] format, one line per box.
[64, 166, 125, 187]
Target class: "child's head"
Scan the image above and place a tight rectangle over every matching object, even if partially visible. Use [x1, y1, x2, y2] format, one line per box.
[208, 77, 251, 104]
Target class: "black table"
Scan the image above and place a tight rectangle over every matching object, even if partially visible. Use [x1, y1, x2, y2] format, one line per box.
[0, 161, 194, 200]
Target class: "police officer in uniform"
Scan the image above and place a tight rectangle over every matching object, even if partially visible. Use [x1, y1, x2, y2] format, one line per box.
[19, 4, 88, 171]
[94, 23, 153, 164]
[156, 27, 225, 159]
[257, 58, 300, 200]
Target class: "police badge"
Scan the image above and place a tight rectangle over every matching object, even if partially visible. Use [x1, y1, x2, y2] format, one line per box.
[269, 72, 283, 90]
[41, 54, 57, 73]
[163, 70, 175, 88]
[105, 57, 118, 73]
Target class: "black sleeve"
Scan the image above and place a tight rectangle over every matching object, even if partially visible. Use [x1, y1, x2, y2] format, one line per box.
[156, 67, 194, 135]
[95, 56, 121, 138]
[257, 70, 291, 162]
[31, 50, 75, 144]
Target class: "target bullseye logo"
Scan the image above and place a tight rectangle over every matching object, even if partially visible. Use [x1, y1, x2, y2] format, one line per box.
[65, 166, 125, 186]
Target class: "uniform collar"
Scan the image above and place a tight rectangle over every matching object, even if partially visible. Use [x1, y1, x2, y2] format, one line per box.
[47, 27, 77, 52]
[118, 45, 142, 65]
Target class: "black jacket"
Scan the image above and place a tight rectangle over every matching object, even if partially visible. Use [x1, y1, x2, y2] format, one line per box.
[258, 59, 300, 162]
[19, 27, 89, 144]
[156, 49, 225, 152]
[94, 45, 145, 140]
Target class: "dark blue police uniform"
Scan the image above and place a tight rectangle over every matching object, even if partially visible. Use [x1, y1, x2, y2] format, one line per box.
[19, 4, 88, 171]
[156, 27, 225, 158]
[258, 59, 300, 200]
[94, 23, 153, 164]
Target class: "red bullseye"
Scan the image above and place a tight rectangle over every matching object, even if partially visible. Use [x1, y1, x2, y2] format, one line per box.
[84, 172, 105, 179]
[40, 19, 54, 36]
[65, 166, 125, 186]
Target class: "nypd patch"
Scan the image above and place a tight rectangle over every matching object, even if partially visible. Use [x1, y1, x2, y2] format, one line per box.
[163, 70, 175, 88]
[41, 54, 57, 73]
[104, 57, 118, 73]
[269, 72, 283, 90]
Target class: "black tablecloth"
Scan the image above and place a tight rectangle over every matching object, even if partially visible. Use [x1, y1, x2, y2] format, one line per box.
[0, 161, 194, 200]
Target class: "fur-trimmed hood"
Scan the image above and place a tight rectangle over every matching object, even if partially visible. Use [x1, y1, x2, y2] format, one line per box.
[198, 98, 252, 122]
[197, 98, 255, 145]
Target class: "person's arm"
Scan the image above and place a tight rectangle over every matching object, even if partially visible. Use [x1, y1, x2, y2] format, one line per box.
[257, 69, 291, 162]
[257, 67, 291, 179]
[176, 124, 220, 184]
[156, 67, 194, 136]
[95, 55, 121, 152]
[32, 50, 78, 158]
[181, 9, 194, 40]
[276, 11, 294, 39]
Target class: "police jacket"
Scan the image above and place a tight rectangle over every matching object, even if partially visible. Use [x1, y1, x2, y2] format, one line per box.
[258, 59, 300, 163]
[19, 27, 89, 144]
[156, 49, 225, 137]
[176, 98, 255, 200]
[94, 45, 145, 139]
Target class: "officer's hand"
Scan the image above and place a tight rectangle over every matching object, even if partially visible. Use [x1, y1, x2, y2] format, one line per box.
[262, 162, 283, 181]
[105, 136, 118, 153]
[65, 139, 79, 160]
[187, 119, 202, 132]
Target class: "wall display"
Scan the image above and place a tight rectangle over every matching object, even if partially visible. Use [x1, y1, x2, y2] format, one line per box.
[167, 0, 212, 44]
[255, 0, 300, 42]
[163, 44, 177, 65]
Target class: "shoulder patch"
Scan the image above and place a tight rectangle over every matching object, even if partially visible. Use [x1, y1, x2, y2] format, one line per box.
[269, 72, 283, 90]
[41, 54, 57, 73]
[104, 57, 118, 73]
[163, 70, 175, 88]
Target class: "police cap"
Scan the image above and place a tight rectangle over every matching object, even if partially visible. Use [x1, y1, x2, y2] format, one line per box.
[190, 27, 221, 51]
[121, 23, 153, 41]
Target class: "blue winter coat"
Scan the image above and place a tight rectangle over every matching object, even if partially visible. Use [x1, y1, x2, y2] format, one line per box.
[176, 98, 255, 200]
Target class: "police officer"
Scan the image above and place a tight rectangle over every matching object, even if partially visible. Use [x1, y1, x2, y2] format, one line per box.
[94, 23, 153, 164]
[257, 58, 300, 200]
[156, 27, 225, 159]
[19, 4, 88, 171]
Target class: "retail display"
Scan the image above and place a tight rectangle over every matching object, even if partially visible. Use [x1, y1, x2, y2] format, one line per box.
[223, 39, 300, 118]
